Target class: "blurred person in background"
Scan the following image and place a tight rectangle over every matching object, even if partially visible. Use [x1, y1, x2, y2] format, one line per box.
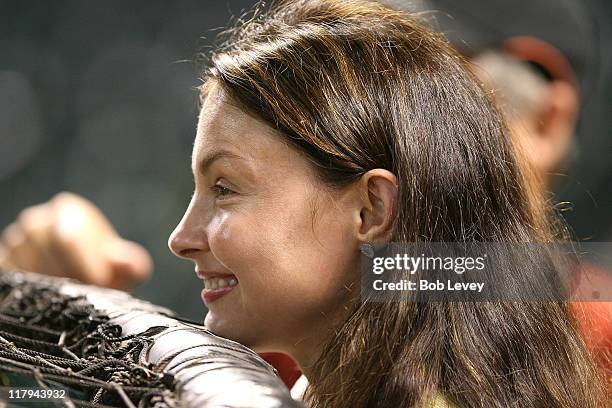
[470, 40, 612, 375]
[411, 0, 612, 236]
[391, 0, 612, 382]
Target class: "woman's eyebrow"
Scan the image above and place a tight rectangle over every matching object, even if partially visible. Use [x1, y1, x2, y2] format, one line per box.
[196, 149, 246, 175]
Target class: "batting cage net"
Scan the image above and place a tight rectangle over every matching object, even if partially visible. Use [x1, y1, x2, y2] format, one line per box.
[0, 270, 302, 407]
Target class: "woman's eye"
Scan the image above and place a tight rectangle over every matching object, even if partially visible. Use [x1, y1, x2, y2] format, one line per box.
[211, 182, 235, 199]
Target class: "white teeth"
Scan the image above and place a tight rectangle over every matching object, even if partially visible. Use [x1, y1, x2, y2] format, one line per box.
[205, 276, 238, 290]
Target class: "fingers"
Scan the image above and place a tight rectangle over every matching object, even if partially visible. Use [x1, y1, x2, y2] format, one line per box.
[1, 203, 69, 277]
[0, 192, 154, 290]
[104, 239, 153, 288]
[49, 193, 152, 289]
[50, 193, 115, 287]
[17, 204, 66, 277]
[52, 192, 117, 237]
[1, 222, 36, 271]
[0, 240, 16, 270]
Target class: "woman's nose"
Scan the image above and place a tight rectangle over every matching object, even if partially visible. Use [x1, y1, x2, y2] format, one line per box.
[168, 220, 206, 260]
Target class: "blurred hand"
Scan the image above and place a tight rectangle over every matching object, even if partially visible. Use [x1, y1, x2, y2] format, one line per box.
[0, 192, 152, 290]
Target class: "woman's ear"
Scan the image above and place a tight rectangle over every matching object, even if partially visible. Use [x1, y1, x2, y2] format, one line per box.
[353, 169, 398, 244]
[534, 80, 578, 173]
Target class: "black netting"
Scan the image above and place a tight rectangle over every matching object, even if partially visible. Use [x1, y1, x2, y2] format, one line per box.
[0, 274, 176, 407]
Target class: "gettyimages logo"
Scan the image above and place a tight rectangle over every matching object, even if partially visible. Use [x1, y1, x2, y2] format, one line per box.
[371, 253, 487, 275]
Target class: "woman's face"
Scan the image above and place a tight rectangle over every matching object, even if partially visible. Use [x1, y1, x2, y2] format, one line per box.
[169, 83, 360, 362]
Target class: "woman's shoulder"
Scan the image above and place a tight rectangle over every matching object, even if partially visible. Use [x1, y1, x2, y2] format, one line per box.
[290, 376, 458, 408]
[425, 393, 458, 408]
[290, 374, 309, 401]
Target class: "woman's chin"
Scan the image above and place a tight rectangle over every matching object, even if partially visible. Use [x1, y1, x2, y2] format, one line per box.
[204, 311, 228, 334]
[205, 312, 245, 343]
[204, 313, 273, 352]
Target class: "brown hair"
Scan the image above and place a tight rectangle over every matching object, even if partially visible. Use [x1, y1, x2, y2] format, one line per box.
[200, 0, 605, 406]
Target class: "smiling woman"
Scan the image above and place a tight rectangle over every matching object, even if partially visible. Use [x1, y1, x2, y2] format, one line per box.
[169, 82, 361, 363]
[165, 0, 606, 406]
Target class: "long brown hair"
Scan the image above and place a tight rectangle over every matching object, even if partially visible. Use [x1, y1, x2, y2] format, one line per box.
[200, 0, 605, 406]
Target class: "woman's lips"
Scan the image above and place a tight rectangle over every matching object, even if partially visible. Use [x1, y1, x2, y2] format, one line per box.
[198, 272, 238, 305]
[202, 284, 237, 304]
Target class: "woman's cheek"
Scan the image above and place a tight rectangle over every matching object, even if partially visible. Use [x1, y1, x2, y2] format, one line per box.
[207, 211, 267, 277]
[208, 212, 244, 266]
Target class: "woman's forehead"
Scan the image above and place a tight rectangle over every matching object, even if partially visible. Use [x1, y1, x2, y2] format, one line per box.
[194, 86, 301, 169]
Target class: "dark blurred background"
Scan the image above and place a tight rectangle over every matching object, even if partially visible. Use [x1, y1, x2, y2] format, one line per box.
[0, 0, 610, 320]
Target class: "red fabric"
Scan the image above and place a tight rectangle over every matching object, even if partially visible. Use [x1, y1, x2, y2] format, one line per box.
[258, 352, 302, 389]
[570, 261, 612, 374]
